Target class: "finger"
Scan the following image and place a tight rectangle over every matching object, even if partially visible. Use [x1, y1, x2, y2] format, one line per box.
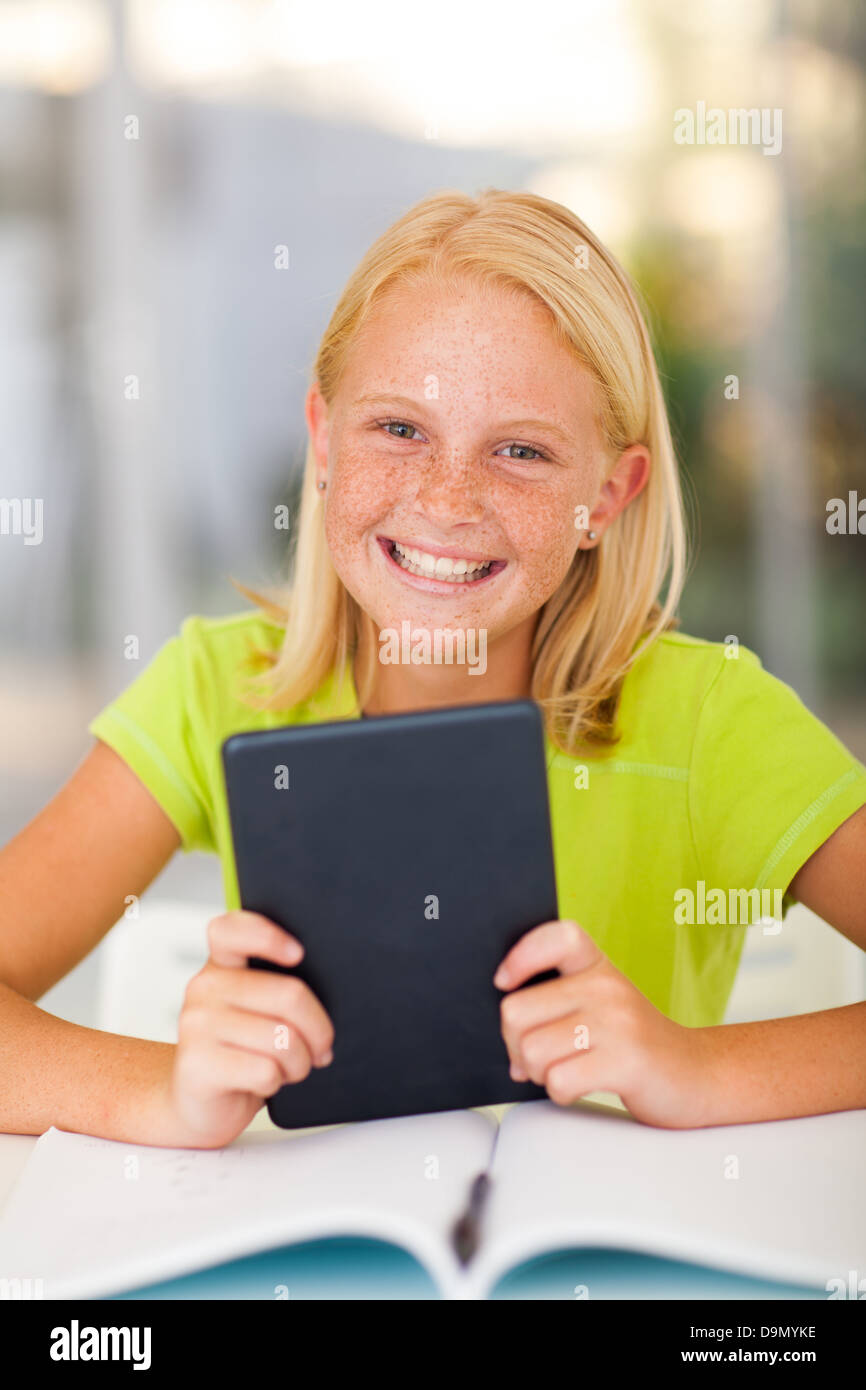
[494, 920, 602, 990]
[188, 1040, 290, 1101]
[509, 1011, 597, 1087]
[191, 967, 334, 1064]
[207, 911, 304, 970]
[499, 973, 587, 1065]
[207, 1004, 321, 1083]
[543, 1051, 619, 1109]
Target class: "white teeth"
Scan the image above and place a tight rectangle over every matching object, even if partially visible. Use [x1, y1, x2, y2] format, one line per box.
[390, 541, 494, 583]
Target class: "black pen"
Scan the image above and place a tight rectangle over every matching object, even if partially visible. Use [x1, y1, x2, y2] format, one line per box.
[451, 1172, 492, 1266]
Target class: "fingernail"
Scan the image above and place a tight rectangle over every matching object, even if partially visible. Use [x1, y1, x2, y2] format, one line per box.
[510, 1062, 527, 1082]
[493, 968, 509, 988]
[316, 1049, 333, 1067]
[284, 939, 303, 960]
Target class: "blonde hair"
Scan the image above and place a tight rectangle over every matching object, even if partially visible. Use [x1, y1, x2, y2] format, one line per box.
[232, 187, 690, 756]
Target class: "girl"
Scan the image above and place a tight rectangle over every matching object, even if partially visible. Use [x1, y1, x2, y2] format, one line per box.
[2, 189, 864, 1150]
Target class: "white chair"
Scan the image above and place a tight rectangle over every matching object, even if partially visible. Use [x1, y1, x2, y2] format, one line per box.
[95, 897, 219, 1043]
[724, 901, 865, 1023]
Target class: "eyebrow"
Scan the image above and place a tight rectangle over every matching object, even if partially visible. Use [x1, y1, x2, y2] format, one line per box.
[353, 393, 573, 444]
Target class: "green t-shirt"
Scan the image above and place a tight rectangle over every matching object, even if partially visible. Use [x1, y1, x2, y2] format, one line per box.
[88, 610, 866, 1029]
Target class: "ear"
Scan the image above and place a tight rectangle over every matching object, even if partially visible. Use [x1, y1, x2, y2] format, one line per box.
[304, 381, 330, 484]
[583, 444, 650, 546]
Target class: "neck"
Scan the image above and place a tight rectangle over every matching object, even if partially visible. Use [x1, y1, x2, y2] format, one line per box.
[355, 613, 538, 716]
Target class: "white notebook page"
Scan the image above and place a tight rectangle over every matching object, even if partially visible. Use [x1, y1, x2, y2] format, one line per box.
[465, 1098, 866, 1297]
[0, 1108, 496, 1299]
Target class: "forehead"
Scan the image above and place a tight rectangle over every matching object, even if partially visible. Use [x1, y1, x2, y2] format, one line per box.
[339, 275, 596, 420]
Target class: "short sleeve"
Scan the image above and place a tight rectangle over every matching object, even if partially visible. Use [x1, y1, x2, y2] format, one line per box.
[87, 630, 214, 853]
[689, 649, 866, 911]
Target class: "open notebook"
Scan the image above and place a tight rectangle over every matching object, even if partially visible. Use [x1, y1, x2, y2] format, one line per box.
[0, 1098, 863, 1300]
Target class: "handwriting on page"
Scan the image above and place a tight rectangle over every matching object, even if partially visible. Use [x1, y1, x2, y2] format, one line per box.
[137, 1147, 246, 1200]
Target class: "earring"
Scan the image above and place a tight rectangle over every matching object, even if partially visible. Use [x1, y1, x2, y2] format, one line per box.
[587, 530, 596, 540]
[317, 480, 326, 491]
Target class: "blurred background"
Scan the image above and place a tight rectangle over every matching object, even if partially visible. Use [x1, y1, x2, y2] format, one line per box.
[0, 0, 864, 1036]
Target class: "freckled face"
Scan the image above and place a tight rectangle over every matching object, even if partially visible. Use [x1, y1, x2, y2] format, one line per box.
[318, 276, 609, 642]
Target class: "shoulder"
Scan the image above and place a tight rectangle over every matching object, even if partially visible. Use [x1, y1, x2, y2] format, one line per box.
[626, 629, 765, 702]
[175, 608, 285, 661]
[614, 629, 764, 763]
[172, 608, 286, 711]
[633, 628, 761, 673]
[632, 630, 864, 784]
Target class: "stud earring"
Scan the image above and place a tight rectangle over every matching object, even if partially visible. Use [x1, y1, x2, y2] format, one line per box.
[588, 530, 596, 541]
[317, 480, 326, 491]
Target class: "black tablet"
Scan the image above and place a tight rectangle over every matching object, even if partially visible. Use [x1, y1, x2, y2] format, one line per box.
[221, 699, 560, 1128]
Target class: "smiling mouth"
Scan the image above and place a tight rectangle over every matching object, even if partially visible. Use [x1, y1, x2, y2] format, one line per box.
[378, 537, 506, 585]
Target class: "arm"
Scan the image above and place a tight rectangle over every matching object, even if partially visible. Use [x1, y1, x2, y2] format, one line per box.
[0, 740, 335, 1147]
[694, 803, 866, 1124]
[494, 806, 866, 1128]
[0, 739, 184, 1142]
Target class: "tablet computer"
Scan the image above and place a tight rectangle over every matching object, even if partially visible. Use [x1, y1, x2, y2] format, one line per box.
[221, 699, 560, 1128]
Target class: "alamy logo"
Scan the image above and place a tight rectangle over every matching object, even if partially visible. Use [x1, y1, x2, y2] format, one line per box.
[826, 491, 866, 534]
[378, 621, 487, 675]
[674, 882, 784, 926]
[50, 1319, 151, 1370]
[674, 102, 782, 156]
[826, 1270, 866, 1299]
[0, 1276, 43, 1298]
[0, 497, 43, 545]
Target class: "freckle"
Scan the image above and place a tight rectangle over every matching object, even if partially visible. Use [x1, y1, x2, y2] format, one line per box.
[321, 276, 597, 641]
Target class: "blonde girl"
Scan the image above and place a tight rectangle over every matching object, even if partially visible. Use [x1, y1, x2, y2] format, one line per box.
[2, 189, 864, 1148]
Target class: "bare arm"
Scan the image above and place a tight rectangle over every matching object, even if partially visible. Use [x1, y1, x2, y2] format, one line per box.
[0, 739, 183, 1141]
[693, 804, 866, 1124]
[0, 985, 182, 1143]
[0, 740, 334, 1147]
[496, 807, 866, 1128]
[0, 739, 182, 1001]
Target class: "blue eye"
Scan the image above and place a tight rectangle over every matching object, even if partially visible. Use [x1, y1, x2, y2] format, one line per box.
[498, 443, 548, 462]
[381, 419, 422, 441]
[378, 419, 549, 462]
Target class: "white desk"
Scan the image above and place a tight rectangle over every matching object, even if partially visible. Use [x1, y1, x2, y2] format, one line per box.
[0, 1134, 37, 1211]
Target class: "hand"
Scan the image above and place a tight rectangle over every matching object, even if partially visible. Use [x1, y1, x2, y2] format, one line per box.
[164, 911, 335, 1148]
[494, 919, 712, 1129]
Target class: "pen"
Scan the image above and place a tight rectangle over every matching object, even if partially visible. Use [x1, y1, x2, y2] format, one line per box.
[451, 1172, 492, 1265]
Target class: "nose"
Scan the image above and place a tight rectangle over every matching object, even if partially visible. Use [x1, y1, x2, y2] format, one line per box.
[411, 453, 485, 529]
